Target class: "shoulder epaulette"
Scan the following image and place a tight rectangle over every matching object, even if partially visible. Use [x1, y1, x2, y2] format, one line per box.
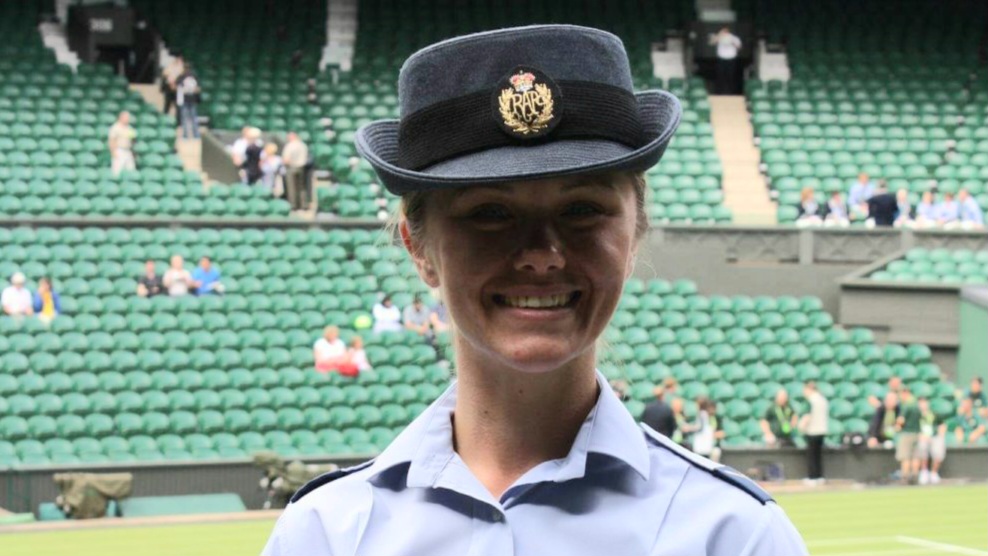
[290, 460, 375, 503]
[641, 424, 773, 505]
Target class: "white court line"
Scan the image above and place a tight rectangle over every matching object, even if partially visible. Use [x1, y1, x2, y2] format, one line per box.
[896, 536, 988, 556]
[806, 536, 895, 547]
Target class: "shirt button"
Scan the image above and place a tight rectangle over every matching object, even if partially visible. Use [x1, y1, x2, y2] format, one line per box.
[491, 510, 504, 523]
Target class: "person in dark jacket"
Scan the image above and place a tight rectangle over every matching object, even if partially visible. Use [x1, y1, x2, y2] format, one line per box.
[866, 181, 898, 226]
[241, 127, 264, 184]
[868, 391, 900, 447]
[642, 386, 677, 438]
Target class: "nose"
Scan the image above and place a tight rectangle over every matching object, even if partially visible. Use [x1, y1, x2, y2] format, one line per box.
[513, 223, 565, 274]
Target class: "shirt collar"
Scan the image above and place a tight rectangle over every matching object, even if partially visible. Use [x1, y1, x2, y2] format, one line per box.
[367, 369, 651, 491]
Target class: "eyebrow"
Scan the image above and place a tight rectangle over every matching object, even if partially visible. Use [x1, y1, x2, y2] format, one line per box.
[560, 176, 617, 192]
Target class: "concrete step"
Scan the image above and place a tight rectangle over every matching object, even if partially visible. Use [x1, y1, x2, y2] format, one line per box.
[709, 94, 775, 223]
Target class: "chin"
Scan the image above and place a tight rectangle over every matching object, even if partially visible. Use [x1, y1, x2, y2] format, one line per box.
[489, 337, 590, 375]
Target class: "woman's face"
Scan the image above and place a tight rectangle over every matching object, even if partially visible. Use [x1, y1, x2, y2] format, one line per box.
[405, 173, 639, 375]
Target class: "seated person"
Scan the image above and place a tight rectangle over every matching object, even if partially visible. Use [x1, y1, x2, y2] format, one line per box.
[824, 191, 849, 225]
[867, 391, 900, 448]
[948, 398, 986, 445]
[915, 190, 937, 226]
[32, 277, 62, 323]
[958, 189, 985, 228]
[191, 256, 224, 295]
[2, 272, 34, 316]
[966, 377, 987, 418]
[430, 300, 449, 333]
[163, 255, 194, 297]
[893, 188, 913, 227]
[372, 295, 402, 334]
[403, 295, 431, 336]
[136, 260, 164, 297]
[935, 192, 960, 226]
[347, 335, 372, 373]
[313, 325, 357, 376]
[795, 187, 822, 225]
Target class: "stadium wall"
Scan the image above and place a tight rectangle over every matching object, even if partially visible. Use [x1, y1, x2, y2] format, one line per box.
[958, 287, 988, 379]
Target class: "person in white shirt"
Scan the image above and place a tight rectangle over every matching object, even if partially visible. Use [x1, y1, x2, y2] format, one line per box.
[162, 255, 194, 297]
[800, 382, 830, 484]
[347, 335, 372, 372]
[107, 111, 136, 176]
[710, 26, 742, 94]
[314, 325, 348, 372]
[2, 272, 34, 316]
[372, 295, 403, 334]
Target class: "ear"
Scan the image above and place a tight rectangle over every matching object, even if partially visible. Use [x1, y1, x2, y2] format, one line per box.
[399, 219, 440, 288]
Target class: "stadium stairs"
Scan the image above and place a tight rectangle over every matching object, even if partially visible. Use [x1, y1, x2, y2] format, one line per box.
[710, 96, 776, 225]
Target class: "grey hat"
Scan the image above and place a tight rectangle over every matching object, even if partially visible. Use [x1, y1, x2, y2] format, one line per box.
[355, 24, 682, 195]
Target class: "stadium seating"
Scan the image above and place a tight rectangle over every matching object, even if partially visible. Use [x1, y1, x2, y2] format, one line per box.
[744, 0, 988, 223]
[869, 248, 988, 284]
[0, 224, 959, 465]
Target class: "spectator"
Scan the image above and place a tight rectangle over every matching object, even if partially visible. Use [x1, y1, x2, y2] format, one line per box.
[847, 172, 875, 220]
[663, 376, 680, 399]
[935, 192, 960, 226]
[709, 26, 741, 95]
[31, 276, 62, 324]
[230, 126, 251, 167]
[136, 260, 164, 297]
[894, 387, 922, 484]
[966, 377, 987, 418]
[241, 128, 264, 185]
[915, 190, 937, 227]
[161, 53, 185, 123]
[948, 398, 986, 445]
[893, 188, 913, 227]
[347, 335, 372, 373]
[162, 255, 194, 297]
[282, 132, 310, 211]
[669, 397, 691, 448]
[403, 295, 432, 336]
[868, 376, 903, 408]
[260, 143, 284, 195]
[372, 295, 402, 334]
[691, 398, 724, 462]
[800, 381, 829, 484]
[641, 386, 676, 438]
[191, 256, 224, 295]
[2, 272, 34, 316]
[176, 66, 201, 140]
[760, 388, 797, 447]
[824, 191, 849, 225]
[795, 187, 821, 225]
[609, 379, 630, 401]
[429, 299, 449, 333]
[108, 111, 136, 176]
[958, 189, 985, 228]
[866, 181, 897, 227]
[314, 325, 356, 376]
[867, 391, 900, 448]
[916, 397, 947, 485]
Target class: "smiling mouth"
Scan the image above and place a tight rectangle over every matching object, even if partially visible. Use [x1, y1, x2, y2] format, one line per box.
[493, 292, 582, 309]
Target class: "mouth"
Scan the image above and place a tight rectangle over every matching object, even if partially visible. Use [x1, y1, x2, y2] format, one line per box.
[492, 291, 582, 310]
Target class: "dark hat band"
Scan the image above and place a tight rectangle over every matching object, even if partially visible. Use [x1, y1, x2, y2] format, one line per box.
[397, 80, 644, 171]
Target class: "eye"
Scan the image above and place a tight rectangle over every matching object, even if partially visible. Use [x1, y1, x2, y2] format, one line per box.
[562, 202, 604, 218]
[468, 204, 512, 222]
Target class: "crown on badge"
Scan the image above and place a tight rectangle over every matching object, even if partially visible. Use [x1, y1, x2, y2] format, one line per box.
[510, 72, 536, 92]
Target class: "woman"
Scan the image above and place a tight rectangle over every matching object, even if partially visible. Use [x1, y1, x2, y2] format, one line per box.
[32, 276, 62, 324]
[241, 127, 264, 185]
[371, 295, 402, 334]
[260, 143, 284, 195]
[795, 186, 821, 225]
[691, 397, 725, 463]
[264, 25, 806, 556]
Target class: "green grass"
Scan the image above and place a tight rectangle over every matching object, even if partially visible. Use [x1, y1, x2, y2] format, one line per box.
[2, 485, 985, 555]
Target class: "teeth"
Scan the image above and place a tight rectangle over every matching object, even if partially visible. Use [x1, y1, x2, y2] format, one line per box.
[502, 293, 572, 309]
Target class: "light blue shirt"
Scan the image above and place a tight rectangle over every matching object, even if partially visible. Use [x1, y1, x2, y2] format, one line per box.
[936, 200, 960, 222]
[263, 371, 807, 556]
[917, 201, 937, 220]
[848, 180, 875, 206]
[960, 197, 984, 225]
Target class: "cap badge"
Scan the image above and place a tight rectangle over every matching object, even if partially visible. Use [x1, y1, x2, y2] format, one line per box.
[495, 67, 559, 138]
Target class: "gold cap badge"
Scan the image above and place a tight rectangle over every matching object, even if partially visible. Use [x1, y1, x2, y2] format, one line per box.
[492, 66, 561, 139]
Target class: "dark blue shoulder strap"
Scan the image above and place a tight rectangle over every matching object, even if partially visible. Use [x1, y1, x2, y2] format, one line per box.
[290, 460, 375, 504]
[641, 424, 773, 505]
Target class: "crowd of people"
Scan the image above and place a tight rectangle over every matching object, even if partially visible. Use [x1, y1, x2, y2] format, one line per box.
[2, 272, 62, 323]
[312, 325, 370, 377]
[795, 172, 985, 229]
[371, 294, 448, 338]
[136, 255, 224, 298]
[228, 127, 311, 211]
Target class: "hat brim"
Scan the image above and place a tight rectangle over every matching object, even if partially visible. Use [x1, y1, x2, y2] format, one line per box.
[355, 90, 681, 195]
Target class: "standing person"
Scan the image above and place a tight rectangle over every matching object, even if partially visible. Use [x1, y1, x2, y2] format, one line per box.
[176, 67, 201, 140]
[260, 143, 284, 195]
[136, 260, 164, 297]
[161, 53, 185, 123]
[866, 181, 897, 227]
[847, 172, 875, 221]
[108, 111, 136, 176]
[230, 126, 252, 168]
[641, 386, 676, 438]
[894, 387, 922, 484]
[760, 389, 797, 447]
[800, 381, 829, 485]
[669, 397, 691, 448]
[371, 295, 402, 334]
[162, 255, 194, 297]
[691, 398, 724, 463]
[241, 128, 265, 185]
[281, 132, 310, 210]
[31, 277, 62, 324]
[916, 397, 947, 485]
[2, 272, 34, 316]
[867, 391, 900, 448]
[263, 25, 807, 556]
[709, 26, 742, 95]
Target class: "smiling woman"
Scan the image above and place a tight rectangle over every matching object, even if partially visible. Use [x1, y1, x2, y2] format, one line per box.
[263, 25, 808, 556]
